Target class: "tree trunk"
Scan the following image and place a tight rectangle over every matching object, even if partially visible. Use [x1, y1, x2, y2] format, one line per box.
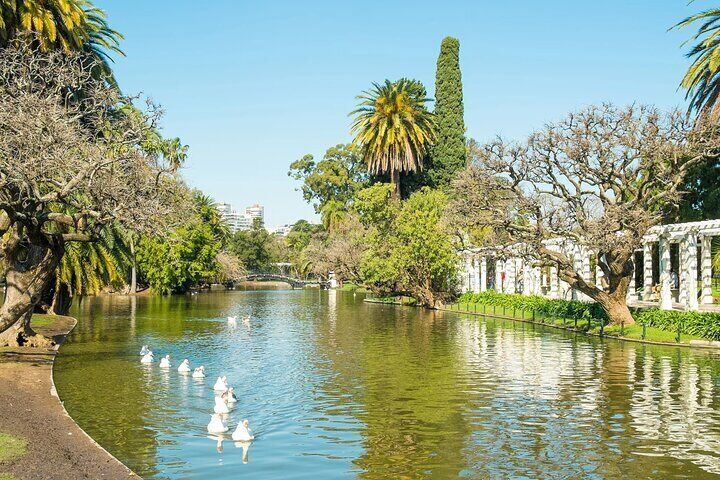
[129, 235, 137, 294]
[390, 169, 401, 199]
[0, 240, 64, 347]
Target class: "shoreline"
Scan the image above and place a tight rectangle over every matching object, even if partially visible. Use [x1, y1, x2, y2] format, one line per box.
[0, 315, 136, 479]
[364, 298, 720, 350]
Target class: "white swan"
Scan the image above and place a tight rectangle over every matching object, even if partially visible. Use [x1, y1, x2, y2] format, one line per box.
[207, 414, 228, 434]
[159, 355, 171, 368]
[140, 345, 150, 355]
[177, 359, 191, 373]
[140, 352, 154, 363]
[232, 419, 254, 442]
[243, 315, 251, 326]
[226, 387, 238, 404]
[214, 395, 230, 414]
[192, 366, 205, 378]
[227, 316, 237, 326]
[213, 376, 228, 392]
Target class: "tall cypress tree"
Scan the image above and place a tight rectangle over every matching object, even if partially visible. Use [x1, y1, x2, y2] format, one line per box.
[428, 36, 466, 188]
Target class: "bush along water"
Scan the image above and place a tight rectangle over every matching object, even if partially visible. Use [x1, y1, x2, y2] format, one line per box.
[457, 291, 720, 341]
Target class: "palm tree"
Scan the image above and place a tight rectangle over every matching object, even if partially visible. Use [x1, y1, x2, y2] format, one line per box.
[674, 8, 720, 118]
[0, 0, 123, 83]
[52, 224, 130, 313]
[350, 79, 436, 198]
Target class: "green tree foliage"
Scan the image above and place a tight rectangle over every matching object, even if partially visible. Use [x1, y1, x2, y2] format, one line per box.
[357, 185, 458, 306]
[428, 36, 466, 188]
[136, 192, 225, 294]
[677, 158, 720, 221]
[228, 219, 279, 272]
[288, 144, 367, 230]
[0, 0, 124, 82]
[350, 79, 436, 198]
[674, 8, 720, 118]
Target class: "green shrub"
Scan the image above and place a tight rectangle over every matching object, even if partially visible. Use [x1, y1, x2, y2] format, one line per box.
[458, 291, 607, 322]
[634, 308, 720, 341]
[458, 291, 720, 341]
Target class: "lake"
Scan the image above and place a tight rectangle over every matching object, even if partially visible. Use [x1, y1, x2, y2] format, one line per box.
[54, 289, 720, 479]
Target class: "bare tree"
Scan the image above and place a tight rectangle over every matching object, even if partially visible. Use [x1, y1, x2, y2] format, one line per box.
[450, 104, 720, 325]
[305, 215, 367, 285]
[0, 42, 181, 346]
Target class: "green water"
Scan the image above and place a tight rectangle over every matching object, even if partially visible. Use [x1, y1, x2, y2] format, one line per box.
[54, 290, 720, 479]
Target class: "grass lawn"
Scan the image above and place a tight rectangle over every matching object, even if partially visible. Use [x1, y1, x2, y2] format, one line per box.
[446, 302, 705, 345]
[29, 314, 53, 328]
[0, 432, 27, 463]
[0, 474, 16, 480]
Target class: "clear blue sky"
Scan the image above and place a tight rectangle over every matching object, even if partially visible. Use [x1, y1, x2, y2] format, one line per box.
[97, 0, 708, 227]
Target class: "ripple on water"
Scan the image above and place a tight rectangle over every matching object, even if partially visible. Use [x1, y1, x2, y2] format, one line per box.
[53, 291, 720, 479]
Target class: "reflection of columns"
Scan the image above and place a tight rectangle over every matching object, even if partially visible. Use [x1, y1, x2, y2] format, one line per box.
[506, 258, 516, 294]
[643, 242, 653, 301]
[701, 236, 714, 305]
[495, 259, 503, 292]
[550, 266, 558, 299]
[659, 236, 672, 310]
[480, 257, 487, 292]
[687, 233, 699, 311]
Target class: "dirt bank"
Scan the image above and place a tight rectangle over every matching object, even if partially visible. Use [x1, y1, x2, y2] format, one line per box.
[0, 315, 135, 479]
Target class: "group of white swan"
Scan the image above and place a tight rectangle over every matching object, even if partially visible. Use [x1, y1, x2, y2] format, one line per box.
[138, 322, 255, 444]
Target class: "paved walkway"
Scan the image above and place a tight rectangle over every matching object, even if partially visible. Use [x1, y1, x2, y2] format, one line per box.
[0, 316, 135, 479]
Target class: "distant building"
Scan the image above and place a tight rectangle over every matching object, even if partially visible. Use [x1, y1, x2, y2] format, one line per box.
[218, 202, 266, 233]
[245, 204, 264, 225]
[270, 224, 294, 236]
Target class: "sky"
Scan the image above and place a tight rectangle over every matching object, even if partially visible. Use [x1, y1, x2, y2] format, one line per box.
[96, 0, 710, 227]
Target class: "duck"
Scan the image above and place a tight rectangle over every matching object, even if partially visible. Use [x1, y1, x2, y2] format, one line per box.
[159, 355, 171, 369]
[192, 366, 206, 378]
[214, 395, 230, 414]
[227, 316, 237, 327]
[213, 376, 228, 392]
[226, 387, 238, 404]
[140, 351, 154, 364]
[177, 359, 191, 373]
[207, 413, 228, 434]
[232, 419, 254, 442]
[140, 345, 150, 355]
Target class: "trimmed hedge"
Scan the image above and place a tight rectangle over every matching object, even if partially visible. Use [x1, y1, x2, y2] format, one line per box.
[458, 291, 720, 341]
[458, 291, 607, 322]
[634, 308, 720, 341]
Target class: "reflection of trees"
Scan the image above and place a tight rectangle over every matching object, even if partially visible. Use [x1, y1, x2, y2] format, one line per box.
[310, 298, 475, 479]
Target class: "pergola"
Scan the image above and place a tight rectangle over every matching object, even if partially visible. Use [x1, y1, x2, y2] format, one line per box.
[458, 219, 719, 311]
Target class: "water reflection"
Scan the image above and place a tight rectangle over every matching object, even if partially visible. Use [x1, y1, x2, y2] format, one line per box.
[55, 291, 720, 479]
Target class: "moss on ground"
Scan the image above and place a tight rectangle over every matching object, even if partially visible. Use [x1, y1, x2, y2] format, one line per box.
[0, 432, 27, 463]
[29, 314, 54, 328]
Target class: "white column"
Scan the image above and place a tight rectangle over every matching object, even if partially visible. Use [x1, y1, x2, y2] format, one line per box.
[659, 236, 673, 310]
[572, 250, 582, 300]
[472, 256, 481, 294]
[581, 249, 592, 301]
[533, 267, 542, 295]
[495, 259, 503, 293]
[687, 234, 699, 311]
[627, 255, 637, 303]
[549, 266, 559, 299]
[679, 236, 689, 307]
[596, 260, 605, 291]
[701, 236, 714, 305]
[480, 257, 487, 292]
[506, 258, 516, 294]
[643, 242, 653, 301]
